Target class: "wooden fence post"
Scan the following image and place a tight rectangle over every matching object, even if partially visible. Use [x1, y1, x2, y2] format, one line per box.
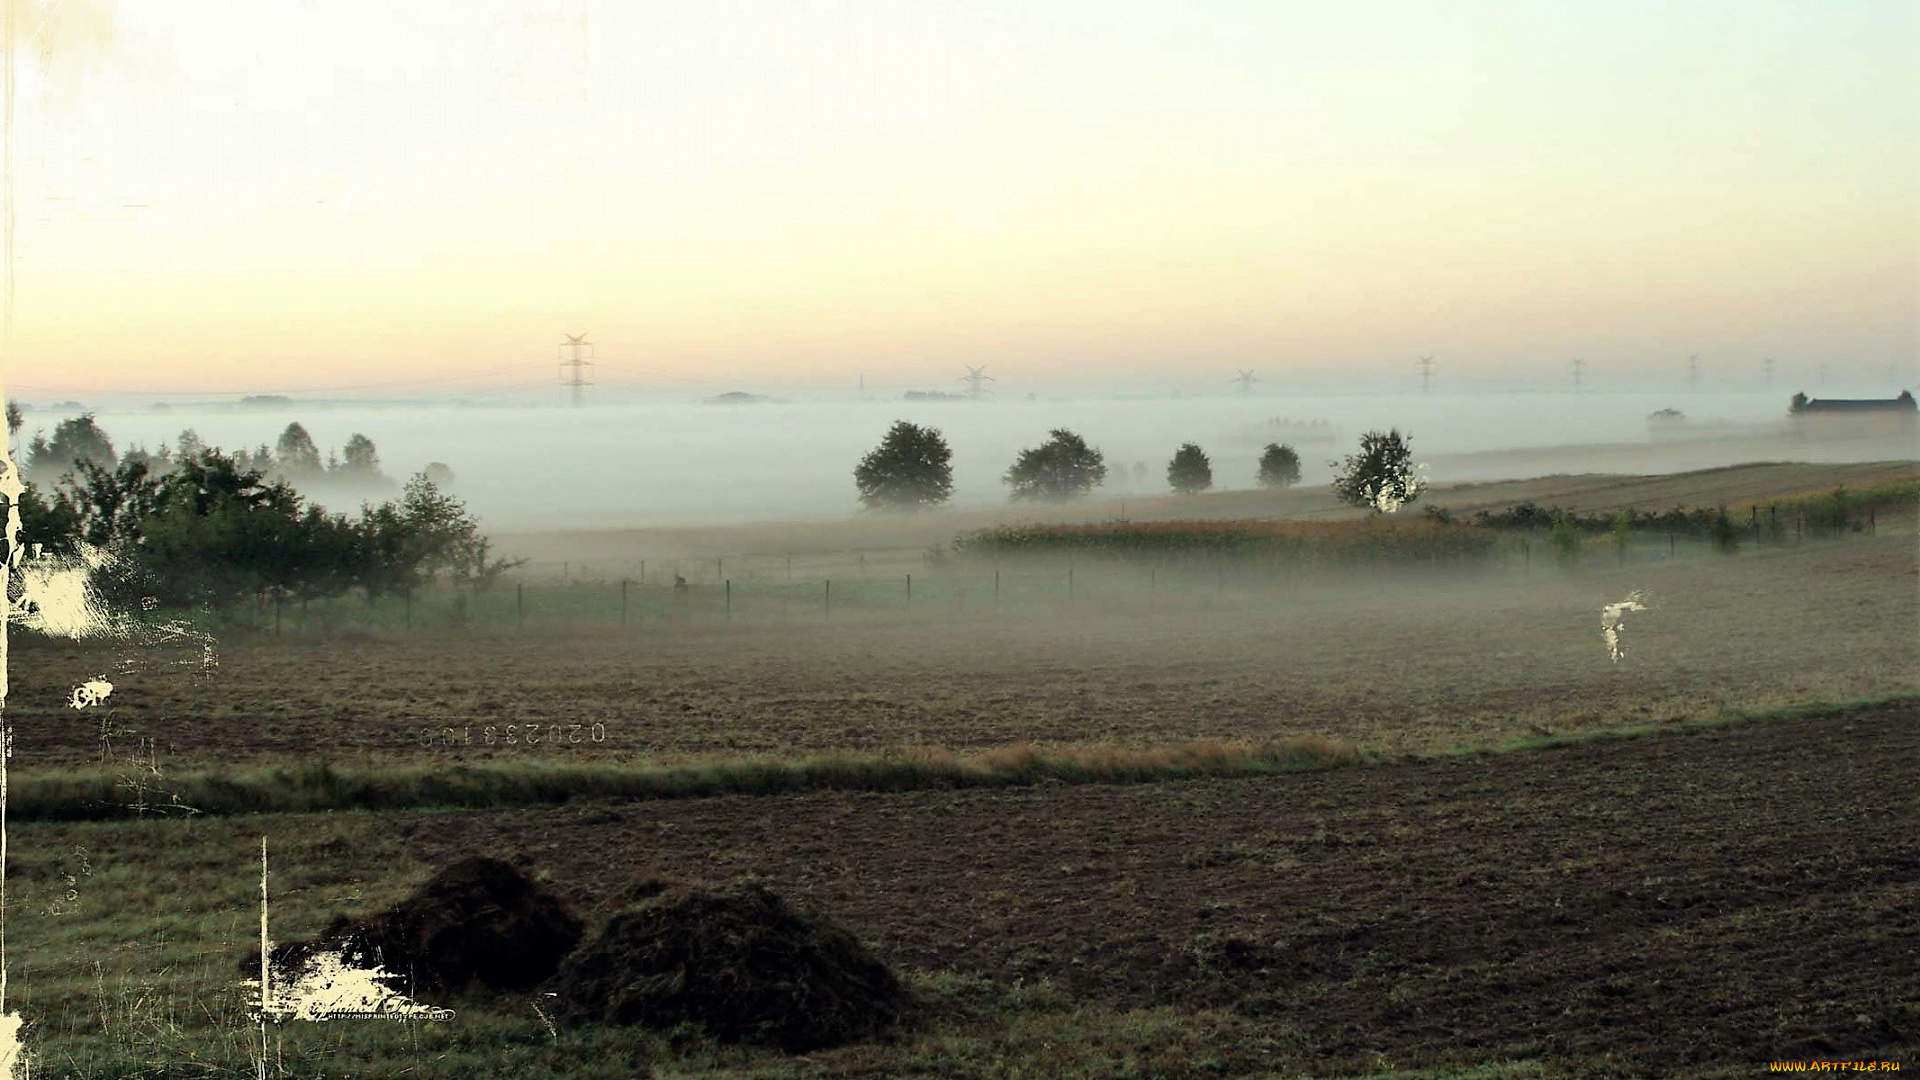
[725, 579, 732, 620]
[621, 578, 629, 626]
[824, 579, 831, 619]
[517, 582, 524, 628]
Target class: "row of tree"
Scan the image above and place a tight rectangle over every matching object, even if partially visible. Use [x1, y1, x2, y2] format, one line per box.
[7, 407, 438, 493]
[7, 415, 509, 613]
[854, 423, 1416, 512]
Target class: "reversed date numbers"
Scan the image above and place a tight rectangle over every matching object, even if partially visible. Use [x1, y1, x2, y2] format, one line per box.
[420, 723, 606, 747]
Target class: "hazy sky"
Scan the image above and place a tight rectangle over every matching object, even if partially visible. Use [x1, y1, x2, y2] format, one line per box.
[7, 0, 1916, 395]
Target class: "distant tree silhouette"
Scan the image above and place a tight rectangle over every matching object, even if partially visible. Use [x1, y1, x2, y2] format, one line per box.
[25, 413, 117, 484]
[339, 433, 384, 478]
[1256, 443, 1301, 489]
[276, 422, 324, 477]
[1004, 428, 1107, 502]
[1167, 443, 1212, 494]
[854, 421, 954, 512]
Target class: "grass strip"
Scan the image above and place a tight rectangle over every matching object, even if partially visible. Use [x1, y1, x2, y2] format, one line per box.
[7, 736, 1362, 821]
[1443, 691, 1920, 757]
[13, 693, 1915, 821]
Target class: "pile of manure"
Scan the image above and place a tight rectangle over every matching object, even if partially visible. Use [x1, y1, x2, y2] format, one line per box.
[254, 856, 583, 997]
[547, 876, 906, 1052]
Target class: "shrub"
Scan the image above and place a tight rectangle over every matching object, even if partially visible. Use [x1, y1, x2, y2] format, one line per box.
[1549, 511, 1583, 561]
[952, 518, 1497, 566]
[1708, 507, 1740, 553]
[1331, 429, 1424, 512]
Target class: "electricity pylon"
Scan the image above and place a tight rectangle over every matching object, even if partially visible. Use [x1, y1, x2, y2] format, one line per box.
[558, 333, 595, 407]
[960, 365, 994, 400]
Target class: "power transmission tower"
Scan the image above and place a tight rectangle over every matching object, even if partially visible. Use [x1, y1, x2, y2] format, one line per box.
[1818, 363, 1828, 388]
[1762, 358, 1775, 391]
[959, 365, 994, 401]
[558, 333, 595, 407]
[1570, 357, 1586, 393]
[1688, 354, 1700, 392]
[1232, 370, 1257, 396]
[1417, 356, 1435, 395]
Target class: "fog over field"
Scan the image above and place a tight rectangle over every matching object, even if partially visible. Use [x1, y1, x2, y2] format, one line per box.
[36, 385, 1915, 529]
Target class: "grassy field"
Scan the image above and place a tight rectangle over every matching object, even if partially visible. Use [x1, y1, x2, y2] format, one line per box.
[2, 460, 1915, 1077]
[12, 504, 1915, 780]
[5, 698, 1914, 1078]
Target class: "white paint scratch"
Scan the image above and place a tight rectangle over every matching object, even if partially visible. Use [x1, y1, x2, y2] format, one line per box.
[6, 543, 216, 671]
[248, 951, 450, 1023]
[67, 679, 110, 710]
[10, 543, 115, 638]
[1601, 590, 1650, 663]
[250, 839, 448, 1030]
[0, 1011, 22, 1080]
[1361, 462, 1429, 514]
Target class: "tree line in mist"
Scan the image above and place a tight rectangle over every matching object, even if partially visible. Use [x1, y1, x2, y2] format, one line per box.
[7, 405, 457, 494]
[854, 422, 1419, 514]
[4, 409, 512, 613]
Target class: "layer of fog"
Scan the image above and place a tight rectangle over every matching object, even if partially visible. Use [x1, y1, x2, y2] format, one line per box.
[40, 389, 1916, 530]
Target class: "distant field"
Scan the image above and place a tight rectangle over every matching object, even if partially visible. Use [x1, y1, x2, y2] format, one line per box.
[11, 500, 1915, 779]
[493, 458, 1918, 580]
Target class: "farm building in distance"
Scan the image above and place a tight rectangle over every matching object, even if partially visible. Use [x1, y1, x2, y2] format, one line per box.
[1789, 390, 1916, 414]
[1787, 390, 1917, 438]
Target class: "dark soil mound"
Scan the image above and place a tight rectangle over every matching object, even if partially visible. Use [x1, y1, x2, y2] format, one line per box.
[252, 856, 583, 998]
[549, 878, 905, 1052]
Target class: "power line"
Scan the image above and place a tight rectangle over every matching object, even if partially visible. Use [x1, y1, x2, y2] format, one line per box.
[9, 361, 550, 397]
[589, 359, 713, 384]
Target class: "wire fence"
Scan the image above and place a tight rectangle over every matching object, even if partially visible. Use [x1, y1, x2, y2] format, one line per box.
[224, 508, 1889, 638]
